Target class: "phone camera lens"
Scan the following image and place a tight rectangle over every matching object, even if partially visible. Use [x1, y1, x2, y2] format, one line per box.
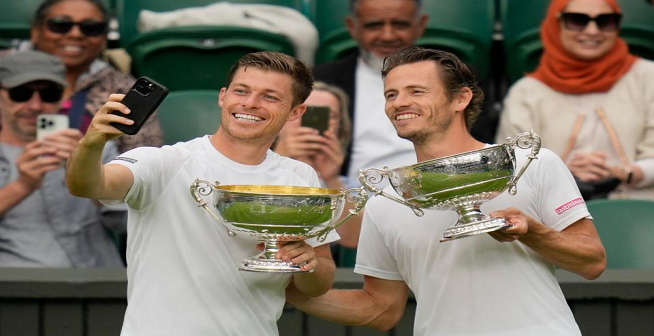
[135, 81, 153, 96]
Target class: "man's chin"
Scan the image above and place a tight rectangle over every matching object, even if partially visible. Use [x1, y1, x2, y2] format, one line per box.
[360, 49, 386, 71]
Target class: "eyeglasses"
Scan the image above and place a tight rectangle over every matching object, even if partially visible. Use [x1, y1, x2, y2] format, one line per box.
[6, 85, 64, 103]
[46, 17, 108, 37]
[558, 12, 622, 32]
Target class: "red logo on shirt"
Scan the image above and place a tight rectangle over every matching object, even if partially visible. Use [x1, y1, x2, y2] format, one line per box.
[555, 198, 584, 214]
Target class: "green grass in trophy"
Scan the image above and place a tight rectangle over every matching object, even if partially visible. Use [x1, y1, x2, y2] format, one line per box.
[406, 170, 512, 207]
[220, 202, 333, 234]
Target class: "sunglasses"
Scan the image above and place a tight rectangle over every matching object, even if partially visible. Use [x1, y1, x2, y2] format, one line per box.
[559, 12, 622, 32]
[6, 85, 64, 103]
[46, 17, 108, 37]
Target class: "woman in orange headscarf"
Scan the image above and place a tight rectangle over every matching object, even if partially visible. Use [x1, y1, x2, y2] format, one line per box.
[496, 0, 654, 200]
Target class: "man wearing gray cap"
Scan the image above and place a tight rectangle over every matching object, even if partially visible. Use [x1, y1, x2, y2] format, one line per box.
[0, 51, 125, 268]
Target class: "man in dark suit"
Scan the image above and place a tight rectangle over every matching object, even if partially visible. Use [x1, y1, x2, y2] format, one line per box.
[314, 0, 497, 179]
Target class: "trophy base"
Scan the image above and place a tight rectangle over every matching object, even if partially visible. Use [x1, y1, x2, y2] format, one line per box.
[440, 217, 511, 242]
[239, 257, 314, 273]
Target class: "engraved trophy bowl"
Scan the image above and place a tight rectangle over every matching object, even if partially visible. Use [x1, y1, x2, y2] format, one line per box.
[359, 131, 541, 242]
[190, 182, 367, 273]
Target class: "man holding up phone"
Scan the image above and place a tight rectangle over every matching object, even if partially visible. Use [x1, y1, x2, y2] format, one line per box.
[65, 52, 337, 335]
[0, 51, 125, 267]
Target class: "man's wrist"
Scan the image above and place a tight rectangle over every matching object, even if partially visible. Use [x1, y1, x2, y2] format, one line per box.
[626, 170, 633, 184]
[13, 179, 37, 196]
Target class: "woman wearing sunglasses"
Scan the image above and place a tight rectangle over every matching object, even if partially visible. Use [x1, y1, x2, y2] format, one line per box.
[17, 0, 163, 153]
[497, 0, 654, 200]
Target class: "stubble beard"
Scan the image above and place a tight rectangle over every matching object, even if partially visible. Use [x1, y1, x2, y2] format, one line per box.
[398, 113, 453, 146]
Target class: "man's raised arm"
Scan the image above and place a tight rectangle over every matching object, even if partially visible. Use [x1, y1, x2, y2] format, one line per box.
[66, 94, 135, 200]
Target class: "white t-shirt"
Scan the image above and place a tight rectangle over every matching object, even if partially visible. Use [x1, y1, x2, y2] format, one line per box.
[355, 147, 586, 336]
[109, 136, 339, 336]
[348, 58, 417, 179]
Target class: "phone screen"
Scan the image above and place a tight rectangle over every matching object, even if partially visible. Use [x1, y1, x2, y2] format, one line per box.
[301, 106, 330, 135]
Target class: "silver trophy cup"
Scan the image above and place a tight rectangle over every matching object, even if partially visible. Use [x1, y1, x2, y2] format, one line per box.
[190, 181, 367, 272]
[359, 131, 541, 242]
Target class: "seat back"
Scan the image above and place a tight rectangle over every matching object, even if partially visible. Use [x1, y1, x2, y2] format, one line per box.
[500, 0, 548, 83]
[306, 0, 355, 64]
[117, 0, 304, 47]
[127, 26, 295, 91]
[586, 199, 654, 269]
[156, 90, 222, 145]
[0, 0, 39, 42]
[307, 0, 495, 79]
[501, 0, 654, 83]
[620, 0, 654, 61]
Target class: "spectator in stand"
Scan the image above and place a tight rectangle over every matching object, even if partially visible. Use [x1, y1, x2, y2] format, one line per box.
[0, 51, 125, 268]
[27, 0, 162, 153]
[274, 82, 361, 251]
[496, 0, 654, 200]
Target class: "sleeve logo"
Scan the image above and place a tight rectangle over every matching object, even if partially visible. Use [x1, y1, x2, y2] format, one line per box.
[555, 197, 584, 215]
[114, 156, 138, 164]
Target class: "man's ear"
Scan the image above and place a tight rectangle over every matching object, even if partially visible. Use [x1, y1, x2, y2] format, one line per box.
[345, 16, 357, 40]
[454, 87, 473, 113]
[30, 25, 41, 45]
[416, 14, 428, 37]
[288, 104, 307, 122]
[218, 87, 226, 108]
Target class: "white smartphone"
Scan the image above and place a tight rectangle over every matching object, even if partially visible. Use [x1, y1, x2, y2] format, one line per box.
[36, 114, 69, 140]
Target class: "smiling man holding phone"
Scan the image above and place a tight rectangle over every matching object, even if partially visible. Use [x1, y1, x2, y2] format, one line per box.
[0, 51, 124, 268]
[65, 51, 337, 335]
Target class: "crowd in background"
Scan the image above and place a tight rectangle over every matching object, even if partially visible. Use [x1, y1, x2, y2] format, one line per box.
[0, 0, 652, 270]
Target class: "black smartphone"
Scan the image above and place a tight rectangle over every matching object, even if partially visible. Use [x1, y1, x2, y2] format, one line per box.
[301, 106, 330, 135]
[110, 76, 169, 135]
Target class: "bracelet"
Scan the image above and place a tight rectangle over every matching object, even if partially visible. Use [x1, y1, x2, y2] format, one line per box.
[626, 171, 634, 184]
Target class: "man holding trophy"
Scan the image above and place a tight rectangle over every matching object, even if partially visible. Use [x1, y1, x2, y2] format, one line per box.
[286, 47, 607, 335]
[65, 52, 338, 335]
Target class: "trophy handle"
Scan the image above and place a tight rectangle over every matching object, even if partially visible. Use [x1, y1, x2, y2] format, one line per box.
[316, 187, 368, 242]
[359, 167, 424, 216]
[189, 179, 236, 237]
[505, 130, 541, 195]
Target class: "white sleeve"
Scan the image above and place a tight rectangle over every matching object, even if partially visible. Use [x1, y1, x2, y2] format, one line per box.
[353, 205, 403, 281]
[532, 149, 590, 232]
[634, 158, 654, 188]
[108, 147, 173, 210]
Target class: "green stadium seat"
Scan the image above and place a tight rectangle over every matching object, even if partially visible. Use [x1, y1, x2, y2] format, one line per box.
[307, 0, 495, 80]
[157, 90, 222, 145]
[500, 0, 654, 83]
[117, 0, 304, 46]
[127, 26, 295, 91]
[117, 0, 303, 91]
[586, 199, 654, 269]
[306, 0, 355, 65]
[499, 0, 548, 84]
[620, 0, 654, 61]
[0, 0, 37, 43]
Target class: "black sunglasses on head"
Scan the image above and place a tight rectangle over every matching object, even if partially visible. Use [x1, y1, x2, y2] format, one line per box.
[46, 17, 108, 37]
[558, 12, 622, 32]
[6, 85, 64, 103]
